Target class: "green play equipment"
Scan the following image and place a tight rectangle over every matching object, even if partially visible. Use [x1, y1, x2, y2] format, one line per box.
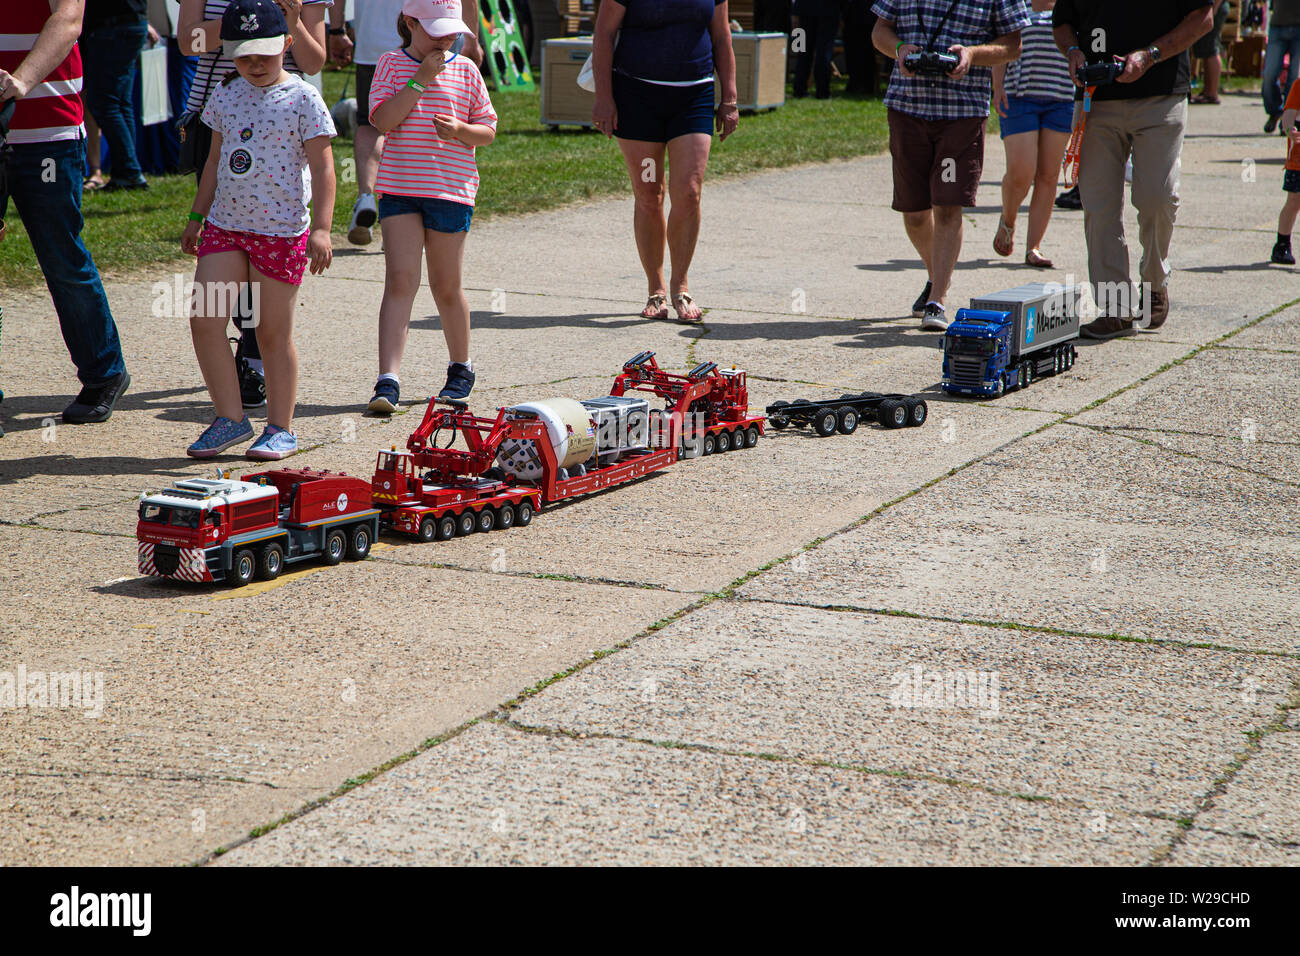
[479, 0, 534, 91]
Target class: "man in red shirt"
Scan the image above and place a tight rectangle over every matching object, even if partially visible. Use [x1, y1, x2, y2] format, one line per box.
[0, 0, 131, 434]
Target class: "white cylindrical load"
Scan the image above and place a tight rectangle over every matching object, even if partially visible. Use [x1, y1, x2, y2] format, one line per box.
[496, 399, 596, 480]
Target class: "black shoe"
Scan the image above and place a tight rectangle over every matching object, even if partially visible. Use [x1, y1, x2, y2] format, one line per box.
[1272, 239, 1295, 265]
[437, 363, 475, 402]
[1055, 186, 1082, 210]
[231, 337, 266, 409]
[62, 370, 130, 424]
[911, 281, 933, 318]
[1266, 113, 1281, 134]
[368, 379, 400, 414]
[100, 178, 149, 192]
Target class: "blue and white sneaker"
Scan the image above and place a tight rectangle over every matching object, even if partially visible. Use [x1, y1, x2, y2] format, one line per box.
[368, 379, 400, 414]
[187, 415, 254, 458]
[437, 362, 475, 403]
[246, 424, 299, 460]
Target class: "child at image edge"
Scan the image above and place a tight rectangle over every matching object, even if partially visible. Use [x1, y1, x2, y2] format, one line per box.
[1271, 77, 1300, 265]
[366, 0, 497, 414]
[182, 0, 336, 459]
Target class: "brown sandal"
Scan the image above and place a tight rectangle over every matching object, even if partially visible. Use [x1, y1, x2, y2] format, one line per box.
[672, 292, 703, 323]
[993, 217, 1015, 258]
[639, 293, 668, 319]
[1025, 248, 1053, 269]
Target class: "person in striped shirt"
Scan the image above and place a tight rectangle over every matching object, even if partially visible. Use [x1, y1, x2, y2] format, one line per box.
[0, 0, 132, 429]
[365, 0, 497, 412]
[992, 0, 1074, 269]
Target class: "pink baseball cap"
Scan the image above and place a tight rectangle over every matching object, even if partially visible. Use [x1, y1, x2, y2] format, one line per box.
[401, 0, 474, 38]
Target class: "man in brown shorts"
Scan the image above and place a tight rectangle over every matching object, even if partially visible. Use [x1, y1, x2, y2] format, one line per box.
[872, 0, 1032, 329]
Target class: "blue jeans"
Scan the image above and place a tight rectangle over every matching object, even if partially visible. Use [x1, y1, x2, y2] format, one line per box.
[9, 139, 127, 385]
[80, 19, 148, 183]
[1263, 25, 1300, 118]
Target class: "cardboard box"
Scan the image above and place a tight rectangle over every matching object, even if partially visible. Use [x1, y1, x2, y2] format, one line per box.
[724, 32, 787, 112]
[540, 36, 594, 128]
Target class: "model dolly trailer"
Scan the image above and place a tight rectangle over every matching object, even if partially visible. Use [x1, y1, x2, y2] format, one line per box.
[765, 391, 929, 437]
[136, 469, 380, 587]
[944, 282, 1083, 398]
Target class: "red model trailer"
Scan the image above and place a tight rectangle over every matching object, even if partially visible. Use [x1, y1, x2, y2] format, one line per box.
[137, 468, 380, 586]
[374, 351, 765, 539]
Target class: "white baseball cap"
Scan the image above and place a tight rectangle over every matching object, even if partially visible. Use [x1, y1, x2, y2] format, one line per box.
[402, 0, 474, 38]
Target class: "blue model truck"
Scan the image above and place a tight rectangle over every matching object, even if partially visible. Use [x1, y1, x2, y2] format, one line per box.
[943, 283, 1083, 397]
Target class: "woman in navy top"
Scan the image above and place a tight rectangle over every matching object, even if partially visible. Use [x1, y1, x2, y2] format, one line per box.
[591, 0, 740, 323]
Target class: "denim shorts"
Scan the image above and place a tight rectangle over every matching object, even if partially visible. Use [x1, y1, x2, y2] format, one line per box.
[999, 96, 1075, 138]
[377, 193, 473, 233]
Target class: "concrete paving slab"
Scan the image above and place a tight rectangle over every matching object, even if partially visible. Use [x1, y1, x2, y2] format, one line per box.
[509, 601, 1295, 818]
[1167, 828, 1300, 866]
[1102, 426, 1300, 489]
[215, 722, 1175, 865]
[0, 525, 686, 864]
[1193, 732, 1300, 846]
[1073, 345, 1300, 444]
[739, 426, 1300, 654]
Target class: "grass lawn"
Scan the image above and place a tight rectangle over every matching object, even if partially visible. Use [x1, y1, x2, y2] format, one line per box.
[0, 70, 889, 289]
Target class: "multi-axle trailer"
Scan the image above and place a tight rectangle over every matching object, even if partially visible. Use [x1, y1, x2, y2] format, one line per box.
[765, 392, 928, 436]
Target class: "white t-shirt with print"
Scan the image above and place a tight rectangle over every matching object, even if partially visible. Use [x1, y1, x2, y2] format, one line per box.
[201, 73, 336, 237]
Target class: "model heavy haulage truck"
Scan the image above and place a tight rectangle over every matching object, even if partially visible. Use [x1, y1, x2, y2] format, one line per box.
[137, 469, 381, 587]
[943, 282, 1083, 397]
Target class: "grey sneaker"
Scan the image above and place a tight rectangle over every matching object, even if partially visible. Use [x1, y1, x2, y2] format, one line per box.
[1080, 315, 1137, 340]
[920, 303, 949, 331]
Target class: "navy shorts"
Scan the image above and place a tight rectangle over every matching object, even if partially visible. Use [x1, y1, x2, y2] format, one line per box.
[612, 72, 715, 143]
[999, 96, 1075, 138]
[377, 193, 473, 233]
[1284, 169, 1300, 194]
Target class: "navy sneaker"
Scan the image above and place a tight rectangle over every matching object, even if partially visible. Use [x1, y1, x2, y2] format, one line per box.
[368, 379, 400, 414]
[911, 281, 933, 318]
[63, 370, 131, 424]
[437, 363, 475, 402]
[231, 337, 266, 409]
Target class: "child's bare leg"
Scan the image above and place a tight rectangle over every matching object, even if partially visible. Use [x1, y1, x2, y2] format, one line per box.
[190, 250, 248, 422]
[425, 229, 470, 365]
[249, 267, 299, 431]
[378, 214, 425, 377]
[1279, 193, 1300, 236]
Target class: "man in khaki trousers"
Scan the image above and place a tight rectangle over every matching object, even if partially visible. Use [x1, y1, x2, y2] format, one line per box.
[1053, 1, 1214, 339]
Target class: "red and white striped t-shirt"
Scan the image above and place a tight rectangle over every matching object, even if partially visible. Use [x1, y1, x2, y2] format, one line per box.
[369, 49, 497, 206]
[1, 5, 84, 144]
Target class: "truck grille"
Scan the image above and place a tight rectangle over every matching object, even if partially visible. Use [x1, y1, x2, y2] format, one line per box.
[949, 358, 985, 388]
[153, 544, 180, 575]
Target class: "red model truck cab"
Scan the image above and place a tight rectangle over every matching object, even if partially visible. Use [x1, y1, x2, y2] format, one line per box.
[137, 469, 380, 587]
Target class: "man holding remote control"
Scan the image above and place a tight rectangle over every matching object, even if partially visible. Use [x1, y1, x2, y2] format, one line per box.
[872, 0, 1031, 331]
[1053, 0, 1214, 339]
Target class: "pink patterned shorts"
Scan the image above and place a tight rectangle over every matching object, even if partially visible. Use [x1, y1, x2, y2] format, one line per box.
[197, 224, 310, 285]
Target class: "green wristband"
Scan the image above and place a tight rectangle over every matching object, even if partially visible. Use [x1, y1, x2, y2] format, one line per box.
[188, 212, 205, 223]
[406, 78, 427, 93]
[896, 40, 905, 54]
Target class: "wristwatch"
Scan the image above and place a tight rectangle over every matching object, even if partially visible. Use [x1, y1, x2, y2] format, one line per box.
[1147, 45, 1162, 63]
[328, 27, 346, 36]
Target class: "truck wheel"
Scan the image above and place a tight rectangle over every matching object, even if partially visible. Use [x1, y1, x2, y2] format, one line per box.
[418, 516, 438, 542]
[230, 548, 256, 587]
[716, 430, 732, 453]
[257, 542, 284, 580]
[437, 515, 457, 540]
[516, 499, 535, 526]
[906, 398, 928, 427]
[993, 375, 1006, 398]
[497, 505, 515, 529]
[813, 407, 838, 437]
[768, 401, 789, 429]
[703, 432, 717, 455]
[322, 529, 347, 565]
[836, 407, 859, 435]
[840, 394, 859, 401]
[878, 399, 907, 429]
[745, 426, 760, 447]
[1066, 346, 1076, 369]
[457, 510, 477, 536]
[477, 508, 495, 533]
[347, 524, 372, 560]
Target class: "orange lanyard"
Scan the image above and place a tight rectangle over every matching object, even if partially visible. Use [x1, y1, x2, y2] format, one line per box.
[1062, 85, 1098, 188]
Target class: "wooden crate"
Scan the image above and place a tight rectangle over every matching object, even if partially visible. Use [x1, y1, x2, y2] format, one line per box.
[722, 31, 787, 111]
[1222, 0, 1242, 42]
[730, 1, 756, 31]
[540, 36, 594, 127]
[555, 0, 596, 34]
[1228, 34, 1266, 78]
